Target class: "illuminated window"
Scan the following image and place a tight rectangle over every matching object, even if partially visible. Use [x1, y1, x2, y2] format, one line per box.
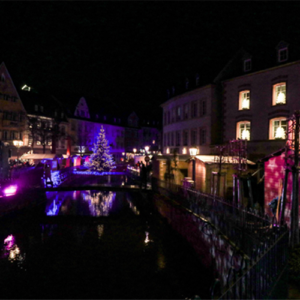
[278, 48, 288, 62]
[239, 90, 250, 110]
[244, 59, 252, 72]
[269, 117, 287, 140]
[273, 83, 286, 105]
[237, 121, 251, 140]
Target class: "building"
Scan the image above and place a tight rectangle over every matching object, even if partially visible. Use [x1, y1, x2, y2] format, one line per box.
[222, 41, 300, 161]
[0, 62, 28, 159]
[161, 82, 221, 156]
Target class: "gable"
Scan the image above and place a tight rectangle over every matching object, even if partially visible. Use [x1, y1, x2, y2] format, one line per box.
[75, 97, 90, 119]
[0, 62, 26, 113]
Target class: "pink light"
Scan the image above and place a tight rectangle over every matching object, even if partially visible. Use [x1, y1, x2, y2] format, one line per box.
[4, 185, 17, 197]
[4, 235, 15, 250]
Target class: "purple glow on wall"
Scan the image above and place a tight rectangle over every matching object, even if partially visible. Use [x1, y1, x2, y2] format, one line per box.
[3, 185, 17, 196]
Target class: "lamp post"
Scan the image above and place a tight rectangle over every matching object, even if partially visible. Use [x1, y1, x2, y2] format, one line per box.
[13, 140, 23, 162]
[144, 145, 150, 165]
[189, 146, 198, 186]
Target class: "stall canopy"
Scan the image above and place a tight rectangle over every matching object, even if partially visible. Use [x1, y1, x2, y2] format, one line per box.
[20, 154, 62, 160]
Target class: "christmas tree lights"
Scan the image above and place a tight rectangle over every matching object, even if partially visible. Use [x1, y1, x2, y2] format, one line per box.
[86, 126, 115, 172]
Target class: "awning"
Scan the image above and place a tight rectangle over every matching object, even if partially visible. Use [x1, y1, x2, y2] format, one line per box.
[195, 155, 256, 165]
[20, 154, 62, 160]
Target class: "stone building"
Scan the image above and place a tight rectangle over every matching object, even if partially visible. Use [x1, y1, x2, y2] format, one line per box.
[161, 82, 221, 156]
[0, 62, 27, 158]
[222, 41, 300, 161]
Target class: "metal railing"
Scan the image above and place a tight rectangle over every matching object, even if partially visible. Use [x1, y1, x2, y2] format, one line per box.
[151, 178, 289, 299]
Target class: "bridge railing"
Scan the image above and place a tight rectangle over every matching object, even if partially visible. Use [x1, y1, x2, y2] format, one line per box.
[218, 228, 289, 299]
[151, 178, 289, 299]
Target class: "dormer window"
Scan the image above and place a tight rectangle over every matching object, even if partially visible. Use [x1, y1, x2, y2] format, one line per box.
[34, 105, 38, 111]
[278, 48, 288, 62]
[1, 73, 5, 82]
[196, 74, 199, 86]
[244, 59, 251, 72]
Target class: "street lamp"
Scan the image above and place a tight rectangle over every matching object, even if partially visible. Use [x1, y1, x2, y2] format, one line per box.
[144, 145, 150, 165]
[189, 146, 198, 185]
[13, 140, 23, 162]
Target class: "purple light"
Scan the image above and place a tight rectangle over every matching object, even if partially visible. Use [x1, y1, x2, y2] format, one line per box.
[4, 235, 15, 250]
[3, 185, 17, 197]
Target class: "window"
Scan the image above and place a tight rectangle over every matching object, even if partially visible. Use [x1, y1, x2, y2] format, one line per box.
[167, 111, 170, 124]
[34, 105, 38, 111]
[171, 108, 176, 123]
[237, 121, 251, 140]
[184, 104, 189, 120]
[244, 59, 252, 72]
[196, 74, 200, 86]
[278, 48, 288, 62]
[1, 73, 5, 82]
[273, 83, 286, 105]
[269, 117, 287, 140]
[199, 128, 207, 145]
[191, 129, 197, 145]
[200, 99, 207, 116]
[176, 106, 181, 121]
[239, 90, 250, 110]
[183, 130, 188, 146]
[191, 101, 198, 118]
[176, 131, 181, 146]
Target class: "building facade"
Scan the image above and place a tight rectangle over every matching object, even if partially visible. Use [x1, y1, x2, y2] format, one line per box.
[223, 41, 300, 161]
[161, 84, 220, 156]
[0, 62, 28, 158]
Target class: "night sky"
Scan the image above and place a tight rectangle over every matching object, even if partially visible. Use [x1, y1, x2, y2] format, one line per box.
[1, 2, 299, 117]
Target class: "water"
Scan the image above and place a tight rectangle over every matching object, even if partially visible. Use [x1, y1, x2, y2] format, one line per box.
[0, 187, 213, 299]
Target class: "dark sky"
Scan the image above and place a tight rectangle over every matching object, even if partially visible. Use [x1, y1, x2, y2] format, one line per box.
[1, 2, 299, 117]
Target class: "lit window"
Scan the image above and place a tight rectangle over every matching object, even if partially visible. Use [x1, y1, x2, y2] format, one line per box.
[273, 83, 286, 105]
[237, 121, 251, 140]
[278, 48, 288, 62]
[239, 90, 250, 110]
[244, 59, 252, 72]
[37, 141, 41, 145]
[166, 148, 170, 154]
[182, 148, 187, 154]
[269, 118, 287, 140]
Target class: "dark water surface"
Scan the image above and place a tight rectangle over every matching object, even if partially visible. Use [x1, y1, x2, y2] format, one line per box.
[0, 186, 213, 299]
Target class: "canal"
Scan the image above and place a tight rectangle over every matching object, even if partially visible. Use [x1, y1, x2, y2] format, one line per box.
[0, 179, 213, 299]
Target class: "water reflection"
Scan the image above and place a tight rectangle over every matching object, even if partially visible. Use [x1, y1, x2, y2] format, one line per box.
[2, 235, 26, 269]
[45, 190, 116, 217]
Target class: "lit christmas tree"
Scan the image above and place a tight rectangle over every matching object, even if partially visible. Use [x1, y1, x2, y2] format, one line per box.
[87, 126, 115, 172]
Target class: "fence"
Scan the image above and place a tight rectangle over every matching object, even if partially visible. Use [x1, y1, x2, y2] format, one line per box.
[151, 178, 289, 299]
